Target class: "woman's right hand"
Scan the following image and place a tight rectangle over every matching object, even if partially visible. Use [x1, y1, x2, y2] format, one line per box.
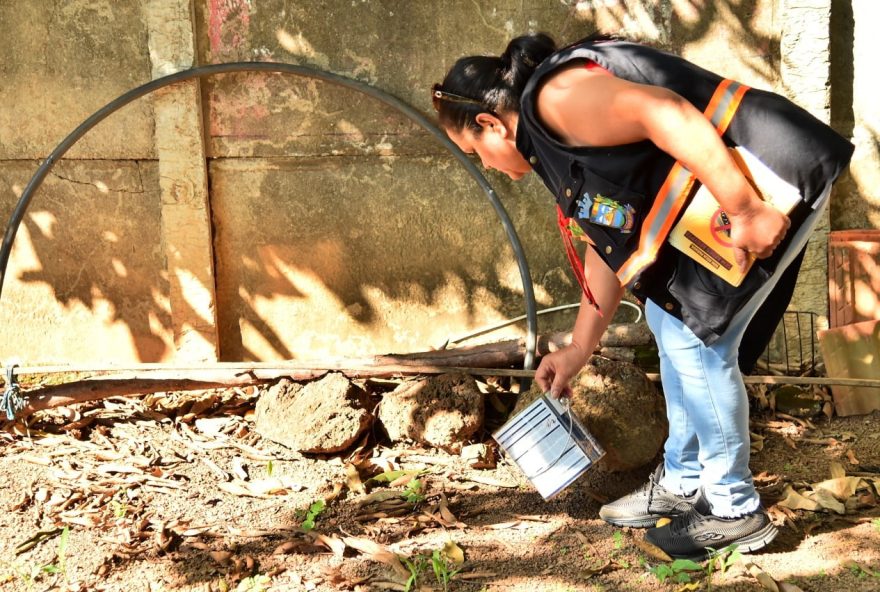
[729, 199, 791, 271]
[534, 342, 591, 399]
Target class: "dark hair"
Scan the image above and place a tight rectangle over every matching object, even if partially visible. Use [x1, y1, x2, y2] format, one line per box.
[435, 33, 557, 133]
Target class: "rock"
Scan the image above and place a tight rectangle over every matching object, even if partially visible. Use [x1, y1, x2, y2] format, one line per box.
[254, 373, 371, 454]
[513, 356, 666, 472]
[378, 373, 484, 452]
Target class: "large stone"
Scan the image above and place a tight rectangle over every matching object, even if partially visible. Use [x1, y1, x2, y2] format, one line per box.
[513, 356, 666, 472]
[378, 373, 484, 453]
[254, 373, 371, 454]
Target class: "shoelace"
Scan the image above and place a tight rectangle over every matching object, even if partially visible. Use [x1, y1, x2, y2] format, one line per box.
[671, 506, 707, 535]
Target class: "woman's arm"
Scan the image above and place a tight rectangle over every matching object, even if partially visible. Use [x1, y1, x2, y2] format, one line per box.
[534, 244, 625, 397]
[537, 68, 790, 269]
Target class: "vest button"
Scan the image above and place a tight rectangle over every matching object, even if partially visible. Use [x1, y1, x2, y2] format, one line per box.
[565, 188, 572, 198]
[664, 302, 674, 311]
[529, 156, 538, 165]
[633, 281, 642, 290]
[604, 245, 612, 255]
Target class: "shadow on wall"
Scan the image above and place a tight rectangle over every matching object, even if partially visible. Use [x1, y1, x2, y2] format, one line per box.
[6, 0, 846, 363]
[1, 160, 172, 362]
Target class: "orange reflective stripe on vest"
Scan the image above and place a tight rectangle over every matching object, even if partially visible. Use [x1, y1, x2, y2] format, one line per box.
[615, 79, 750, 286]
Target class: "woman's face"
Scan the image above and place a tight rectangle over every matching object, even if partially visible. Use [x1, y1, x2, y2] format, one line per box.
[445, 113, 532, 180]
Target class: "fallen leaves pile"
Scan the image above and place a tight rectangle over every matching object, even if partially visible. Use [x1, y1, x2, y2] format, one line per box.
[0, 381, 877, 591]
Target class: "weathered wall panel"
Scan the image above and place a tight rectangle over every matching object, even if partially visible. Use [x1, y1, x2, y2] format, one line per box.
[0, 1, 155, 160]
[0, 161, 171, 364]
[209, 157, 533, 360]
[0, 1, 873, 365]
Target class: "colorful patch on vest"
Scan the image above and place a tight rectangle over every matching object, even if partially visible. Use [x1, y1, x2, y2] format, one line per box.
[576, 193, 635, 233]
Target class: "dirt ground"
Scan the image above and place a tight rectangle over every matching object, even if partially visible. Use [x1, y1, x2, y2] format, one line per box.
[0, 376, 879, 592]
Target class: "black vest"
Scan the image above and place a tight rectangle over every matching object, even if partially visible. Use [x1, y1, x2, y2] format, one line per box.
[516, 39, 854, 344]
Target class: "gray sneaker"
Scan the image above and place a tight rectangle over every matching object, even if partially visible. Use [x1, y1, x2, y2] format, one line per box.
[599, 464, 697, 528]
[645, 493, 778, 558]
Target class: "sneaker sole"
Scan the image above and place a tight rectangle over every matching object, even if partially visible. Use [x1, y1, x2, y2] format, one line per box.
[732, 522, 779, 554]
[661, 523, 780, 559]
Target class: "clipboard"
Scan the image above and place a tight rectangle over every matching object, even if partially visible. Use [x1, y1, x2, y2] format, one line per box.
[667, 147, 802, 287]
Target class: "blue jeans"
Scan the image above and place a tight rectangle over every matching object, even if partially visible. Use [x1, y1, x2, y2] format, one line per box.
[646, 185, 831, 517]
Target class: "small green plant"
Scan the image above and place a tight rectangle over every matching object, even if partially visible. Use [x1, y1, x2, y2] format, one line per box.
[704, 544, 741, 589]
[40, 526, 70, 579]
[431, 549, 461, 592]
[649, 558, 703, 584]
[109, 488, 137, 519]
[402, 549, 461, 592]
[847, 561, 880, 579]
[873, 518, 880, 533]
[608, 530, 630, 568]
[402, 553, 430, 592]
[234, 573, 271, 592]
[402, 479, 426, 504]
[297, 499, 326, 532]
[266, 460, 274, 477]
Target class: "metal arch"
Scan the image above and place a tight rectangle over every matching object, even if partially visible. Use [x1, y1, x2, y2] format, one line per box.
[0, 62, 538, 370]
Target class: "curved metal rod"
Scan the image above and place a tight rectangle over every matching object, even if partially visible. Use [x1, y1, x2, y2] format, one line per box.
[0, 62, 538, 370]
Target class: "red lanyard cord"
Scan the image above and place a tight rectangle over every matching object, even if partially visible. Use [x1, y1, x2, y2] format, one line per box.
[556, 205, 602, 315]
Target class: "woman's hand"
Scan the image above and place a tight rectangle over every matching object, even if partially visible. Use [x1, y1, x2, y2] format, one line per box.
[729, 199, 791, 272]
[534, 342, 591, 399]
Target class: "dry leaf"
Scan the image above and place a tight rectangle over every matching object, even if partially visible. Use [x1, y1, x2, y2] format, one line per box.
[486, 521, 528, 530]
[311, 533, 346, 557]
[195, 417, 233, 437]
[342, 536, 409, 578]
[368, 583, 406, 591]
[442, 540, 465, 565]
[805, 489, 846, 514]
[189, 395, 219, 417]
[218, 480, 266, 498]
[456, 571, 498, 580]
[749, 432, 764, 452]
[846, 449, 860, 465]
[388, 472, 417, 488]
[745, 561, 780, 592]
[813, 476, 863, 500]
[632, 536, 673, 562]
[231, 457, 249, 481]
[274, 540, 323, 555]
[778, 581, 806, 592]
[777, 485, 821, 511]
[324, 481, 345, 502]
[830, 462, 847, 480]
[249, 477, 303, 496]
[210, 551, 233, 565]
[458, 473, 517, 488]
[581, 560, 617, 577]
[354, 490, 400, 508]
[345, 463, 365, 494]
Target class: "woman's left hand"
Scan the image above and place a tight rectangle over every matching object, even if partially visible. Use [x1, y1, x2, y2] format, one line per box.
[729, 200, 791, 272]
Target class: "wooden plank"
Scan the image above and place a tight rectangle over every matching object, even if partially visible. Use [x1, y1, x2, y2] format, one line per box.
[818, 319, 880, 416]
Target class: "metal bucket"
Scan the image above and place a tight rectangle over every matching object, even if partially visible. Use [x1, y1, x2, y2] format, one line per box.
[494, 394, 605, 500]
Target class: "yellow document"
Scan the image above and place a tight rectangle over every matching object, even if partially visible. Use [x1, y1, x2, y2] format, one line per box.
[668, 147, 803, 287]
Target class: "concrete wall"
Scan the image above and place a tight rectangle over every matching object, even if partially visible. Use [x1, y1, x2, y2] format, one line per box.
[0, 1, 874, 366]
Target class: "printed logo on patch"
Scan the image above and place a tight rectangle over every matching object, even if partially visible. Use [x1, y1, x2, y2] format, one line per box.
[576, 192, 634, 233]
